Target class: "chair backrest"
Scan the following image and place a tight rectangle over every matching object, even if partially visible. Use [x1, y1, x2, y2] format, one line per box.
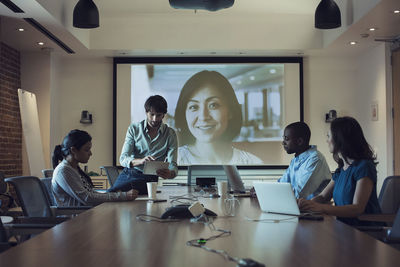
[40, 178, 57, 206]
[4, 176, 52, 217]
[378, 176, 400, 214]
[41, 169, 54, 178]
[100, 166, 120, 187]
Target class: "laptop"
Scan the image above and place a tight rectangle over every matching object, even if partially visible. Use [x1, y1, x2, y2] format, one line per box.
[253, 182, 300, 216]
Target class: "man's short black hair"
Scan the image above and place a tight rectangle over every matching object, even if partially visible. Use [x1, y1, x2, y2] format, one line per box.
[285, 121, 311, 144]
[144, 95, 168, 114]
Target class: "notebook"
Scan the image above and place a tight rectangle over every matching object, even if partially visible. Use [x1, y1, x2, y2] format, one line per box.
[253, 182, 300, 216]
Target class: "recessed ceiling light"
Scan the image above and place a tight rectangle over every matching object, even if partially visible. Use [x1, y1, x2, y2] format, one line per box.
[349, 41, 357, 45]
[394, 10, 400, 14]
[368, 28, 376, 31]
[17, 28, 24, 32]
[37, 42, 44, 46]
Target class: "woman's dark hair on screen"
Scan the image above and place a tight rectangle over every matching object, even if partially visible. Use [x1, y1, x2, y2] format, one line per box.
[175, 70, 243, 145]
[52, 129, 92, 169]
[330, 116, 376, 169]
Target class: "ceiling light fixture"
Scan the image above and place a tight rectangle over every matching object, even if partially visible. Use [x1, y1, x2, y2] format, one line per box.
[369, 28, 376, 31]
[394, 10, 400, 14]
[37, 42, 44, 46]
[349, 41, 357, 45]
[73, 0, 99, 28]
[169, 0, 234, 12]
[315, 0, 341, 29]
[17, 28, 24, 32]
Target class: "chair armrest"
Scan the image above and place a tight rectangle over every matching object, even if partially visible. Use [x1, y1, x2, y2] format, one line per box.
[354, 225, 389, 232]
[14, 216, 69, 224]
[4, 222, 56, 238]
[51, 206, 91, 216]
[3, 210, 24, 217]
[357, 214, 396, 223]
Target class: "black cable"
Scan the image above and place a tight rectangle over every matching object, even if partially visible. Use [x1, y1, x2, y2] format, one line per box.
[135, 214, 181, 223]
[186, 228, 238, 262]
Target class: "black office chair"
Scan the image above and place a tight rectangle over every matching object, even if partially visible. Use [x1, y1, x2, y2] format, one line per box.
[0, 217, 56, 251]
[41, 169, 54, 178]
[100, 166, 120, 187]
[0, 219, 11, 252]
[0, 171, 14, 214]
[5, 176, 90, 218]
[359, 208, 400, 250]
[378, 176, 400, 214]
[40, 177, 57, 206]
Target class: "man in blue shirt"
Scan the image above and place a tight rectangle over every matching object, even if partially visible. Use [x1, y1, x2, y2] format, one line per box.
[108, 95, 178, 194]
[279, 122, 331, 199]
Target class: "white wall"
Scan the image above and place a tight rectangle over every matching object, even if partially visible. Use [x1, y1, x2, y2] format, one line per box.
[50, 56, 113, 174]
[354, 44, 390, 190]
[305, 43, 390, 190]
[304, 54, 358, 170]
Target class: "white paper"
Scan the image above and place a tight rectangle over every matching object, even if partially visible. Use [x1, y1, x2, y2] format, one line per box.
[143, 161, 169, 175]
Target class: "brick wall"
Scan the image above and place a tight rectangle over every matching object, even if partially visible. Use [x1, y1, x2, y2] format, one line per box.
[0, 42, 22, 177]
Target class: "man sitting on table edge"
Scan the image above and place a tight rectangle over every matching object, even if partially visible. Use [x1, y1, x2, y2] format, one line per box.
[108, 95, 178, 195]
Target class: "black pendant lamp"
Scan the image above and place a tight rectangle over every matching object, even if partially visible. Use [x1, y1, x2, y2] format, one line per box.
[169, 0, 234, 12]
[73, 0, 99, 29]
[315, 0, 341, 29]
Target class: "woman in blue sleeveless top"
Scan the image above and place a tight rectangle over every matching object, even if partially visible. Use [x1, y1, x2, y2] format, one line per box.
[298, 117, 381, 226]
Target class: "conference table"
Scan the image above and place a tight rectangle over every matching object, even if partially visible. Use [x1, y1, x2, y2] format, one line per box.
[0, 186, 399, 267]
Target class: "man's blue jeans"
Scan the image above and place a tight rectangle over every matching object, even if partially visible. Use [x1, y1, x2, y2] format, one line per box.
[107, 168, 158, 195]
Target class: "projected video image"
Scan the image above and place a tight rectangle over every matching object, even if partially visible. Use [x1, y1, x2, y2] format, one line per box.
[127, 63, 296, 165]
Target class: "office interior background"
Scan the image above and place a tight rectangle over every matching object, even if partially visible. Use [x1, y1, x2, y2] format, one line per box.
[0, 0, 399, 191]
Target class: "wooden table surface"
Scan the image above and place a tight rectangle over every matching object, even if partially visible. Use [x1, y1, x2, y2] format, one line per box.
[0, 186, 399, 267]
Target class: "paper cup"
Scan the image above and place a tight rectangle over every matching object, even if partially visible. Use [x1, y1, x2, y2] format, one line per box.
[217, 181, 228, 197]
[147, 182, 158, 199]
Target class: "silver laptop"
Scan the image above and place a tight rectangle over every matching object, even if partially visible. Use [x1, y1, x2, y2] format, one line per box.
[253, 182, 300, 216]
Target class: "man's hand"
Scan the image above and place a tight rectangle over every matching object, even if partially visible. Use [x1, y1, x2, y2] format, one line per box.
[131, 156, 155, 167]
[156, 169, 176, 179]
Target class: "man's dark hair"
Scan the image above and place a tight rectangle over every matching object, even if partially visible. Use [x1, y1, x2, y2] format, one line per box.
[144, 95, 168, 114]
[285, 121, 311, 144]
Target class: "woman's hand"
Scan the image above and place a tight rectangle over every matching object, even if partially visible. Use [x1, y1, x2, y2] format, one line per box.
[297, 198, 325, 213]
[156, 169, 176, 179]
[126, 189, 139, 201]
